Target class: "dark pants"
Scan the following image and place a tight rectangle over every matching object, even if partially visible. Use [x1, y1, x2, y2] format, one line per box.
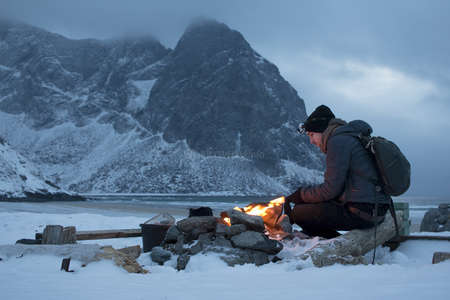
[291, 201, 381, 239]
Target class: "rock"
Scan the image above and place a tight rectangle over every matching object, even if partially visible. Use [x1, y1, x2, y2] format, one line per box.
[277, 214, 292, 234]
[215, 223, 231, 236]
[231, 231, 283, 254]
[117, 245, 141, 260]
[188, 242, 203, 255]
[174, 235, 186, 255]
[228, 210, 265, 232]
[198, 232, 214, 244]
[177, 216, 218, 234]
[437, 215, 448, 225]
[219, 249, 269, 267]
[229, 224, 247, 236]
[164, 225, 182, 243]
[252, 251, 270, 266]
[177, 254, 190, 271]
[188, 228, 207, 241]
[212, 235, 233, 248]
[420, 206, 449, 232]
[150, 246, 172, 265]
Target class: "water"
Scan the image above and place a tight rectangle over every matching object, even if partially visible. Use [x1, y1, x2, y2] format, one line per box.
[83, 194, 449, 211]
[83, 194, 276, 211]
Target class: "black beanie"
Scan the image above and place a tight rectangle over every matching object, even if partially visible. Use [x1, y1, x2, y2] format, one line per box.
[302, 105, 335, 133]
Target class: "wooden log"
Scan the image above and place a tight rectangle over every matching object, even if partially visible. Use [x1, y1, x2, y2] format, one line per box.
[432, 252, 450, 264]
[37, 228, 141, 241]
[61, 226, 77, 244]
[42, 225, 64, 244]
[301, 211, 404, 267]
[42, 225, 77, 244]
[75, 229, 141, 240]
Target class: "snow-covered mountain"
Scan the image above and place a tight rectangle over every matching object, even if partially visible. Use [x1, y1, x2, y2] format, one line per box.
[0, 137, 82, 200]
[0, 18, 324, 195]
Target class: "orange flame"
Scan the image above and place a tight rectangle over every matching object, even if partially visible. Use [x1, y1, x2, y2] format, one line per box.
[234, 196, 285, 217]
[223, 217, 231, 226]
[221, 197, 285, 229]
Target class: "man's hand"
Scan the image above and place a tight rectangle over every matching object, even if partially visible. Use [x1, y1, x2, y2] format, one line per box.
[283, 199, 294, 224]
[284, 187, 303, 224]
[286, 187, 303, 204]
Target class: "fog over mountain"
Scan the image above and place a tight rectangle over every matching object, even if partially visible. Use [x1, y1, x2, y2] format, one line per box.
[0, 19, 323, 195]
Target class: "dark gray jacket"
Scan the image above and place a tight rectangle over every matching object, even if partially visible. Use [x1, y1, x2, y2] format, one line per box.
[301, 119, 390, 205]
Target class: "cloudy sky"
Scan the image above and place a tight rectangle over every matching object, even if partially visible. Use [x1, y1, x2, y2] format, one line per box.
[1, 0, 449, 197]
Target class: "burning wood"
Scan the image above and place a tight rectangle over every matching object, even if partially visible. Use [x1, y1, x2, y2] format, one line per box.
[220, 197, 291, 240]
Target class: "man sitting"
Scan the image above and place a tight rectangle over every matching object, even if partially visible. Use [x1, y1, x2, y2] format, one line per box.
[284, 105, 389, 238]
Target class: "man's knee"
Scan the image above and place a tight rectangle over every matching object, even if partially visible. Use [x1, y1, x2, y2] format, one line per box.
[292, 203, 322, 224]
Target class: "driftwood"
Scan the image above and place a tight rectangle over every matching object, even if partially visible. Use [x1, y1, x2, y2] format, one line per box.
[300, 211, 404, 267]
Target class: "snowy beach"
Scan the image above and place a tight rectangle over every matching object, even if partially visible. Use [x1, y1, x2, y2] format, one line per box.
[1, 199, 449, 300]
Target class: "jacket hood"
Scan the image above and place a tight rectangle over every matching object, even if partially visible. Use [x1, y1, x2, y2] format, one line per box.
[334, 120, 373, 137]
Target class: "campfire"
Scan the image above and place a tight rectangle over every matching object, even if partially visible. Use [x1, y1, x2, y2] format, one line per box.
[220, 196, 290, 239]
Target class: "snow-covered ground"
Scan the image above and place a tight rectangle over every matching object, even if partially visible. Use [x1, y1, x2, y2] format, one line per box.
[0, 202, 449, 300]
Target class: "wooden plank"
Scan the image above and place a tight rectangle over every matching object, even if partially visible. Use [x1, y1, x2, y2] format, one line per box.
[60, 257, 73, 272]
[397, 235, 450, 242]
[432, 252, 450, 264]
[75, 229, 142, 240]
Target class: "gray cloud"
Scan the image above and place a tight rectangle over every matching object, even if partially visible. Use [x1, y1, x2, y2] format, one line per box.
[1, 0, 449, 196]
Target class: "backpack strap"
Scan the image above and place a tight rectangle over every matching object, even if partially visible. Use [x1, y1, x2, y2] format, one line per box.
[372, 201, 378, 264]
[388, 196, 400, 238]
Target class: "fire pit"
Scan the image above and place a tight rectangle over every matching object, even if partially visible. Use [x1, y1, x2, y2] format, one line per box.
[151, 197, 293, 269]
[220, 196, 292, 240]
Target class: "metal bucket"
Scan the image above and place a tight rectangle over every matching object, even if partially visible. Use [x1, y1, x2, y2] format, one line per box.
[140, 223, 171, 253]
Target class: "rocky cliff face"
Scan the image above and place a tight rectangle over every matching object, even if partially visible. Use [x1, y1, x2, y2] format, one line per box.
[0, 19, 323, 195]
[0, 137, 81, 201]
